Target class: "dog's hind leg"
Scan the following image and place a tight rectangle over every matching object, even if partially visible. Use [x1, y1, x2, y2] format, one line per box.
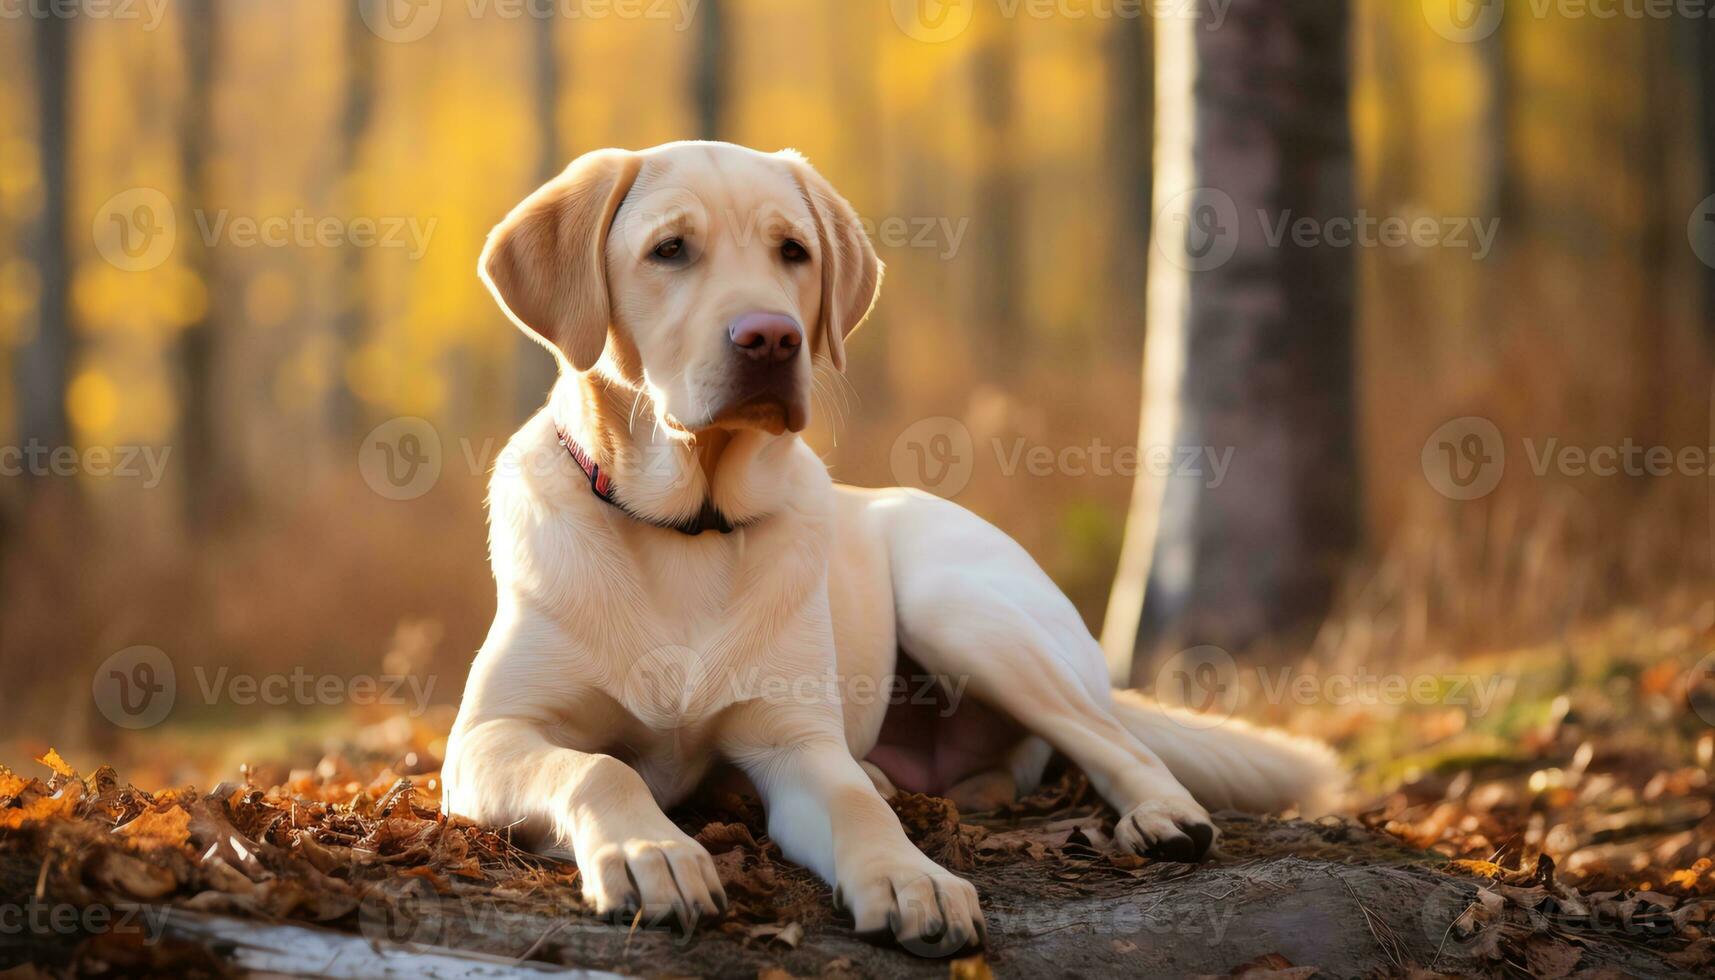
[942, 737, 1052, 812]
[894, 581, 1218, 860]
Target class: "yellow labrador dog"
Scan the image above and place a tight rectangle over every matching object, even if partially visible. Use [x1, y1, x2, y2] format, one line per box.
[442, 141, 1339, 955]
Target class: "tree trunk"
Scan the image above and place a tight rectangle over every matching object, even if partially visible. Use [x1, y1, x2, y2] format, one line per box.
[514, 14, 562, 422]
[1103, 13, 1152, 361]
[4, 2, 77, 610]
[692, 0, 726, 140]
[1682, 16, 1715, 577]
[1478, 20, 1514, 225]
[329, 2, 376, 439]
[971, 19, 1022, 379]
[18, 6, 73, 473]
[1103, 0, 1359, 683]
[175, 0, 231, 529]
[1698, 17, 1715, 345]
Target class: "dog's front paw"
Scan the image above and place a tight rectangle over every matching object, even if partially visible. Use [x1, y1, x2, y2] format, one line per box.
[1115, 797, 1217, 862]
[836, 859, 985, 957]
[580, 833, 727, 928]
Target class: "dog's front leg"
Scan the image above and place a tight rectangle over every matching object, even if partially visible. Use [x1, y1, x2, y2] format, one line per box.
[722, 707, 984, 956]
[443, 718, 726, 925]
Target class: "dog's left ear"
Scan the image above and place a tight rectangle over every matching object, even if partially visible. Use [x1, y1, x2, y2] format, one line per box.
[785, 154, 882, 373]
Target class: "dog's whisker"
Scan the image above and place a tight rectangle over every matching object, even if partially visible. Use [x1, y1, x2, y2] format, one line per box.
[810, 369, 852, 435]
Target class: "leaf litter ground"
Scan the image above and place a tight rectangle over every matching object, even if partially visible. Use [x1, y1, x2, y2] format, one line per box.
[7, 609, 1715, 977]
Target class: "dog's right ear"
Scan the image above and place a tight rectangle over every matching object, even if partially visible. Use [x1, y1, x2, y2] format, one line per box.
[479, 149, 643, 372]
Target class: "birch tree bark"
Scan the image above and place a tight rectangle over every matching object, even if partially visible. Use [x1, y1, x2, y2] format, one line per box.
[1103, 1, 1359, 684]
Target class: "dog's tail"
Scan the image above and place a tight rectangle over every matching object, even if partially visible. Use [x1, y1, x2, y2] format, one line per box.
[1109, 689, 1345, 815]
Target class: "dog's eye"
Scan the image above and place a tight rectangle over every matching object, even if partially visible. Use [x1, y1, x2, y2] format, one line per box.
[652, 237, 684, 261]
[781, 239, 810, 264]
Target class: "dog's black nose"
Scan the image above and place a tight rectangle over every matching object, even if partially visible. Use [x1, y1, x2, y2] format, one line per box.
[728, 312, 802, 363]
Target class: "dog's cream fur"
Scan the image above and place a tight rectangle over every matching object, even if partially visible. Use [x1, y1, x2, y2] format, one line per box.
[442, 141, 1341, 955]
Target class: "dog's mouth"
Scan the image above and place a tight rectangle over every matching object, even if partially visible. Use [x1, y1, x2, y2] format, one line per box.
[700, 376, 808, 435]
[704, 394, 804, 435]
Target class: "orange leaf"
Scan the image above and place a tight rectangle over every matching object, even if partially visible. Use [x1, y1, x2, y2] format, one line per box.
[1450, 859, 1506, 879]
[1666, 858, 1715, 895]
[0, 789, 79, 829]
[36, 748, 77, 779]
[949, 955, 994, 980]
[116, 805, 193, 850]
[398, 865, 452, 894]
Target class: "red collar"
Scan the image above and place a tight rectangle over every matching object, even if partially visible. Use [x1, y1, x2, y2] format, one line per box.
[554, 425, 739, 536]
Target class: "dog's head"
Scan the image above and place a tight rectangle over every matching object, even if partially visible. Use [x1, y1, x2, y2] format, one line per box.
[480, 142, 881, 436]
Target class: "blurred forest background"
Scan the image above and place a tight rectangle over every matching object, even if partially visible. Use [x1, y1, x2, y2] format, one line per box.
[2, 0, 1715, 774]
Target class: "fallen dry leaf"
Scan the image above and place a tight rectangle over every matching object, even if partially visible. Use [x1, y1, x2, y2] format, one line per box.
[115, 804, 192, 850]
[36, 748, 78, 780]
[948, 953, 994, 980]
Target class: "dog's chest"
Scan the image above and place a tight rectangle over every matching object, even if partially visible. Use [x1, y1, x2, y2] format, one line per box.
[546, 522, 832, 731]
